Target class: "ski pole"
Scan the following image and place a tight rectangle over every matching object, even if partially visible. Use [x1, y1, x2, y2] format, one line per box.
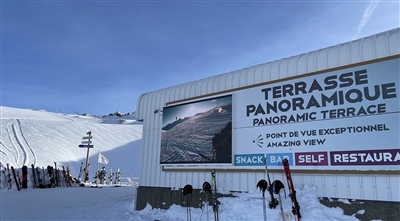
[272, 180, 286, 221]
[182, 184, 193, 221]
[257, 179, 268, 221]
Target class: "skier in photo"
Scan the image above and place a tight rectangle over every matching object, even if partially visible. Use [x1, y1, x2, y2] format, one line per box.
[211, 121, 232, 163]
[211, 133, 219, 161]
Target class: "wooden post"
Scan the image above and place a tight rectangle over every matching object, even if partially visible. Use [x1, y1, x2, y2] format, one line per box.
[84, 131, 92, 183]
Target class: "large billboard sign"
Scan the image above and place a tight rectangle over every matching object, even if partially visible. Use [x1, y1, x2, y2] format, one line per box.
[160, 95, 232, 165]
[234, 59, 399, 170]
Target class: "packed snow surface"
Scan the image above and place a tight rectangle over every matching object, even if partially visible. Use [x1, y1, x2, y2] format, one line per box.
[0, 184, 362, 221]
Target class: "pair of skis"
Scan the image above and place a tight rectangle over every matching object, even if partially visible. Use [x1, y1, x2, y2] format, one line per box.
[260, 158, 301, 221]
[11, 165, 21, 191]
[21, 165, 28, 189]
[14, 166, 27, 189]
[1, 163, 22, 191]
[282, 159, 301, 221]
[6, 163, 12, 189]
[262, 158, 279, 209]
[211, 169, 219, 221]
[30, 163, 71, 188]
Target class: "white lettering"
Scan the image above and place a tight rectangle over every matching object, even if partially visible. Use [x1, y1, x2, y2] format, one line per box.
[318, 154, 324, 162]
[383, 153, 392, 162]
[246, 157, 252, 163]
[299, 155, 305, 163]
[350, 153, 357, 162]
[342, 154, 349, 162]
[365, 153, 374, 162]
[358, 153, 367, 162]
[394, 152, 400, 161]
[373, 153, 382, 162]
[334, 154, 341, 162]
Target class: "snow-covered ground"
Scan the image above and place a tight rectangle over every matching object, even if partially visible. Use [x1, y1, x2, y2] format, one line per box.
[1, 184, 362, 221]
[0, 106, 365, 220]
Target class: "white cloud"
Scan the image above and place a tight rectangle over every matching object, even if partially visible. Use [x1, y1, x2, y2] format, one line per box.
[353, 0, 380, 40]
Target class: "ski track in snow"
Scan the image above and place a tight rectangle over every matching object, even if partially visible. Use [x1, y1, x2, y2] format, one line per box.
[5, 121, 20, 165]
[0, 141, 14, 160]
[18, 119, 38, 166]
[164, 120, 197, 162]
[5, 119, 37, 167]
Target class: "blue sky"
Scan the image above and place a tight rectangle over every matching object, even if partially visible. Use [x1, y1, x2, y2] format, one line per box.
[1, 0, 399, 116]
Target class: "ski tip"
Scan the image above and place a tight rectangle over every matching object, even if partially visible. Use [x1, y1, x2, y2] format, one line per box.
[282, 158, 289, 164]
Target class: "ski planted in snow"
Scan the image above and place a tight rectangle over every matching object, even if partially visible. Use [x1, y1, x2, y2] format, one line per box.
[109, 168, 113, 185]
[57, 168, 62, 187]
[282, 159, 301, 221]
[6, 163, 12, 189]
[47, 165, 56, 188]
[2, 168, 7, 189]
[54, 162, 59, 187]
[17, 170, 22, 188]
[22, 165, 28, 189]
[11, 166, 21, 191]
[211, 169, 219, 221]
[62, 166, 68, 187]
[77, 162, 83, 183]
[115, 168, 121, 187]
[66, 166, 72, 187]
[31, 164, 37, 188]
[42, 167, 47, 187]
[263, 157, 278, 209]
[36, 166, 44, 188]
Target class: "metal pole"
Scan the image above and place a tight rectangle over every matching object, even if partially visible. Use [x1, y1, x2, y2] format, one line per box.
[278, 192, 285, 221]
[262, 191, 267, 221]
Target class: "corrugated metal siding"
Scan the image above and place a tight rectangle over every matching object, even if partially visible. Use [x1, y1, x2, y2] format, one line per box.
[136, 28, 400, 202]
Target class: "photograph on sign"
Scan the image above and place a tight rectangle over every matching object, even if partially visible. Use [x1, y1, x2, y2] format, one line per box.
[233, 59, 399, 170]
[160, 95, 232, 165]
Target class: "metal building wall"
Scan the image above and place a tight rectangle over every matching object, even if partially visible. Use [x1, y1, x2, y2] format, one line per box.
[136, 28, 400, 201]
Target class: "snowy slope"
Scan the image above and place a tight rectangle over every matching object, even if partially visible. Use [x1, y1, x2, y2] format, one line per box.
[0, 106, 142, 177]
